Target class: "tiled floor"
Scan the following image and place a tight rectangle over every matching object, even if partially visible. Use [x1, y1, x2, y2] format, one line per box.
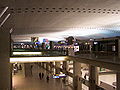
[13, 64, 72, 90]
[99, 74, 116, 85]
[81, 70, 116, 86]
[81, 70, 116, 90]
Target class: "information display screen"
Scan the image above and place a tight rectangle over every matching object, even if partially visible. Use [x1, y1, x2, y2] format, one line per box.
[53, 74, 66, 79]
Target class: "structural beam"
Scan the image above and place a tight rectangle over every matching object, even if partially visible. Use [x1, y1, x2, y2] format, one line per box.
[0, 13, 10, 27]
[0, 7, 8, 18]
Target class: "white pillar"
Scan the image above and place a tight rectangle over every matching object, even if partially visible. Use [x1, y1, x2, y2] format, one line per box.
[42, 62, 45, 68]
[0, 28, 11, 90]
[47, 62, 50, 72]
[46, 62, 49, 71]
[24, 63, 32, 77]
[41, 62, 44, 67]
[63, 61, 68, 71]
[55, 62, 61, 74]
[63, 61, 69, 83]
[39, 62, 42, 67]
[49, 62, 53, 73]
[73, 61, 82, 90]
[89, 65, 98, 90]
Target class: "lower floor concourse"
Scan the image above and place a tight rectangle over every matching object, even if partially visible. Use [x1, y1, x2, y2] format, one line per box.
[12, 63, 72, 90]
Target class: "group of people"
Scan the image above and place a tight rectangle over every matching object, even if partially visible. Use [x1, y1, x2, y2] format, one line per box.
[39, 72, 44, 80]
[39, 72, 50, 83]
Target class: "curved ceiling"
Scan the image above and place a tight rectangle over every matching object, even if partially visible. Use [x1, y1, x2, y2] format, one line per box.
[1, 0, 120, 41]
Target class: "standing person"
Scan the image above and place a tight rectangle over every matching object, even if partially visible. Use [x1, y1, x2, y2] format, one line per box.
[84, 73, 87, 79]
[46, 75, 49, 83]
[31, 65, 33, 69]
[42, 73, 44, 79]
[31, 65, 33, 76]
[39, 72, 41, 80]
[19, 64, 22, 70]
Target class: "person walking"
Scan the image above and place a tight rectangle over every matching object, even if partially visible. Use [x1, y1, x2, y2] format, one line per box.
[39, 72, 42, 80]
[31, 65, 33, 76]
[46, 75, 49, 83]
[84, 73, 87, 79]
[42, 73, 44, 79]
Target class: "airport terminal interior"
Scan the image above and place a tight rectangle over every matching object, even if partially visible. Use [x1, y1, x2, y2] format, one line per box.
[0, 0, 120, 90]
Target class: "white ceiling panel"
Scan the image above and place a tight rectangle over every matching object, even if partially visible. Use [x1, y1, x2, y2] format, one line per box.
[1, 0, 120, 41]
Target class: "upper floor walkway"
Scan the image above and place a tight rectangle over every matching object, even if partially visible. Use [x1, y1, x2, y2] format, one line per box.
[10, 49, 120, 71]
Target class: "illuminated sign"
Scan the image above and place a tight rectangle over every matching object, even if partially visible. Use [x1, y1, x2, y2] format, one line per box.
[43, 38, 49, 43]
[53, 74, 66, 79]
[74, 46, 79, 52]
[94, 42, 98, 44]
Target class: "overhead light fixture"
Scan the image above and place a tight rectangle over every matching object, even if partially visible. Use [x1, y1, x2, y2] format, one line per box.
[13, 52, 42, 55]
[10, 56, 67, 63]
[0, 7, 8, 18]
[0, 13, 10, 27]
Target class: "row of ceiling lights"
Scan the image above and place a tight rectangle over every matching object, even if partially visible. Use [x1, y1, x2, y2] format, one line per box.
[0, 6, 120, 11]
[8, 10, 119, 14]
[0, 7, 120, 14]
[8, 7, 120, 11]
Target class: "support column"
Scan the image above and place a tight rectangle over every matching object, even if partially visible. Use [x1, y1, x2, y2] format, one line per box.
[24, 63, 32, 77]
[63, 61, 68, 71]
[39, 62, 42, 67]
[48, 63, 50, 71]
[55, 62, 61, 74]
[116, 71, 120, 90]
[46, 62, 49, 71]
[50, 62, 53, 73]
[118, 39, 120, 58]
[43, 62, 46, 69]
[73, 61, 82, 90]
[63, 61, 69, 84]
[41, 62, 44, 68]
[68, 45, 75, 56]
[89, 65, 98, 90]
[0, 28, 11, 90]
[10, 64, 13, 90]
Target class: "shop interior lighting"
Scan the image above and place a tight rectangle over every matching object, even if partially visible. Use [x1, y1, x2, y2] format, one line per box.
[10, 56, 67, 63]
[13, 52, 42, 55]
